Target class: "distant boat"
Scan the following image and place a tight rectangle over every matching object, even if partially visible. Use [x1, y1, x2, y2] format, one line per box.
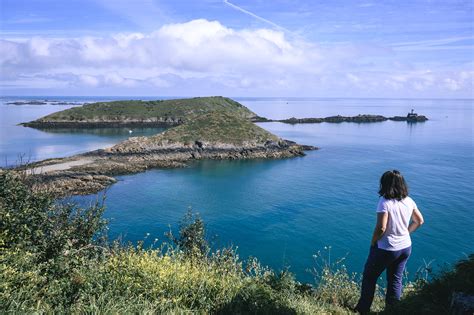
[128, 130, 133, 134]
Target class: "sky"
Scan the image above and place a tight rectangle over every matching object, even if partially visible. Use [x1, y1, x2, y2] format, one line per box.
[0, 0, 473, 98]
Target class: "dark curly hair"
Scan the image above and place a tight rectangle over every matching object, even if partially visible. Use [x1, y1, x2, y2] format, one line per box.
[379, 170, 409, 200]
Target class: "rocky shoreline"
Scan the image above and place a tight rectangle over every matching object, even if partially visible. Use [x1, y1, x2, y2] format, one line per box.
[254, 114, 428, 124]
[7, 100, 84, 106]
[21, 120, 181, 129]
[22, 113, 428, 128]
[20, 140, 316, 197]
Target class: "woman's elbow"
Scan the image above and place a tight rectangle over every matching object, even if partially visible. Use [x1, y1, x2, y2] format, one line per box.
[414, 218, 424, 226]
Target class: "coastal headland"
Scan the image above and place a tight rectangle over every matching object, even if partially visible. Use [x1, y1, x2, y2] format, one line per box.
[13, 96, 427, 197]
[14, 97, 316, 196]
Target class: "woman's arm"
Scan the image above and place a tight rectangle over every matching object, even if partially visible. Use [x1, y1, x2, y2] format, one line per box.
[408, 208, 424, 233]
[371, 212, 388, 246]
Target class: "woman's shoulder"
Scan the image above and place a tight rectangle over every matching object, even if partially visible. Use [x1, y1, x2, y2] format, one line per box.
[402, 196, 415, 203]
[378, 196, 387, 203]
[378, 196, 393, 203]
[402, 196, 417, 207]
[377, 196, 392, 208]
[379, 196, 415, 205]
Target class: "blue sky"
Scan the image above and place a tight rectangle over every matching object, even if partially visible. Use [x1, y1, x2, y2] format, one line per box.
[0, 0, 473, 97]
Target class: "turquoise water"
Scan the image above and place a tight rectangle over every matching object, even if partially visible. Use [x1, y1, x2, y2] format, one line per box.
[1, 97, 473, 283]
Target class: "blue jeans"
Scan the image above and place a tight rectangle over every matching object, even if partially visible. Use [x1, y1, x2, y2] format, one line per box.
[355, 243, 412, 313]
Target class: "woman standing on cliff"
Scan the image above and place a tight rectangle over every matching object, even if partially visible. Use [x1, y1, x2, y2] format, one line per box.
[355, 170, 425, 313]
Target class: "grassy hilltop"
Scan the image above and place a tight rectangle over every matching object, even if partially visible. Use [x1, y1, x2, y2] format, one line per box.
[23, 96, 259, 127]
[108, 112, 281, 154]
[155, 112, 279, 144]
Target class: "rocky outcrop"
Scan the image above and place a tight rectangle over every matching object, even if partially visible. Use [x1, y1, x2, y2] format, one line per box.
[22, 119, 182, 129]
[7, 100, 83, 106]
[273, 114, 428, 124]
[390, 115, 428, 122]
[102, 140, 312, 163]
[16, 97, 318, 197]
[8, 101, 48, 105]
[22, 139, 316, 197]
[30, 173, 117, 197]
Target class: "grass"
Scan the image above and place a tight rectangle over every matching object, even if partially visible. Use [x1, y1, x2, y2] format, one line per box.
[32, 96, 257, 123]
[1, 171, 472, 314]
[142, 111, 280, 145]
[28, 97, 280, 148]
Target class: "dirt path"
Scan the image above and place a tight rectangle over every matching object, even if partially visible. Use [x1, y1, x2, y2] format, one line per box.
[26, 158, 95, 175]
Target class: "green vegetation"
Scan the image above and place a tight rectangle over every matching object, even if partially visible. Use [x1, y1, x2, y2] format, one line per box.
[388, 254, 474, 314]
[1, 172, 472, 314]
[146, 111, 279, 145]
[29, 96, 257, 123]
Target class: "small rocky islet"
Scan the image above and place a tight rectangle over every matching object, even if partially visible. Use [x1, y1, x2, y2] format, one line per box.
[13, 96, 427, 197]
[7, 100, 83, 106]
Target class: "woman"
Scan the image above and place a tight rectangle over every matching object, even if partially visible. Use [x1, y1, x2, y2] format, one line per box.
[355, 170, 424, 313]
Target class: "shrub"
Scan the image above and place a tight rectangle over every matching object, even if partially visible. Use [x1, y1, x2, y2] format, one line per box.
[166, 209, 209, 257]
[0, 172, 107, 260]
[0, 172, 108, 311]
[388, 254, 474, 314]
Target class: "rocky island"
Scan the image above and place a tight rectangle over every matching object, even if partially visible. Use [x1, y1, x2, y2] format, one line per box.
[7, 100, 83, 106]
[256, 113, 428, 124]
[16, 97, 316, 197]
[21, 97, 428, 129]
[15, 97, 428, 196]
[21, 97, 259, 128]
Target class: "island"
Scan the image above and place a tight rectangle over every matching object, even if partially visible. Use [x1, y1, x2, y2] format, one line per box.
[20, 97, 428, 129]
[15, 97, 428, 196]
[7, 100, 83, 106]
[16, 97, 316, 197]
[21, 97, 260, 128]
[256, 113, 428, 124]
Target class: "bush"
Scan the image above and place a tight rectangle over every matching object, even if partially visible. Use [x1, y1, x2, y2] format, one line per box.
[0, 172, 107, 260]
[387, 254, 474, 314]
[166, 209, 209, 257]
[0, 171, 108, 312]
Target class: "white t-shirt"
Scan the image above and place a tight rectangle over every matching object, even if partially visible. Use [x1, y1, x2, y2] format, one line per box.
[376, 196, 417, 251]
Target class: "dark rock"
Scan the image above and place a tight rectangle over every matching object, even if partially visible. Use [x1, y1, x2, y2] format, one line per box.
[275, 114, 428, 124]
[195, 140, 204, 148]
[21, 121, 180, 128]
[7, 101, 48, 105]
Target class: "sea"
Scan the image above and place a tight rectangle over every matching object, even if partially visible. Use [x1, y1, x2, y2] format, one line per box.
[1, 96, 473, 283]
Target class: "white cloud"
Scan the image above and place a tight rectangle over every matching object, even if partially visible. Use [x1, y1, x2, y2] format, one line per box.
[0, 19, 472, 97]
[79, 74, 100, 87]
